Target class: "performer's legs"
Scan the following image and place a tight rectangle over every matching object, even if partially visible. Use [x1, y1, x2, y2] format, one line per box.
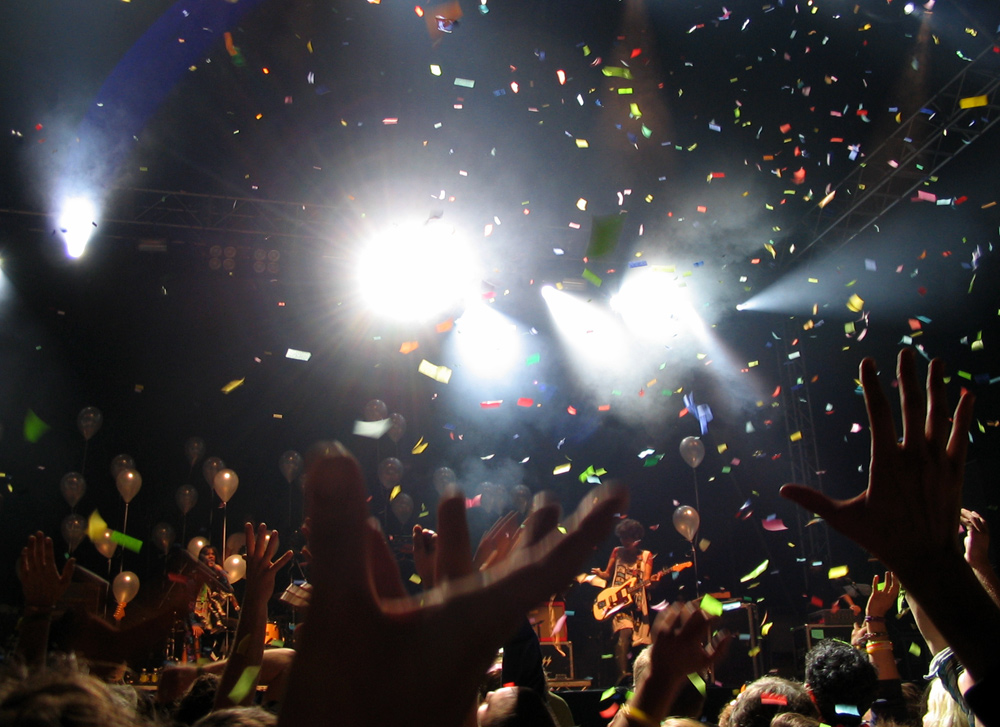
[614, 627, 633, 683]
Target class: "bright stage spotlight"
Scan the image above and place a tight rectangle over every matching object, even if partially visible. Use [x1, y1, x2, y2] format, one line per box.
[357, 220, 481, 323]
[541, 285, 630, 370]
[610, 268, 707, 344]
[57, 197, 98, 259]
[452, 303, 522, 379]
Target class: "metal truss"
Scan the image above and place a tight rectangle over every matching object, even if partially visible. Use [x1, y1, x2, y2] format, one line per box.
[779, 320, 831, 579]
[790, 37, 1000, 264]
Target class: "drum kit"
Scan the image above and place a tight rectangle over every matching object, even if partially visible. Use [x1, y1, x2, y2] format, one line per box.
[163, 549, 296, 661]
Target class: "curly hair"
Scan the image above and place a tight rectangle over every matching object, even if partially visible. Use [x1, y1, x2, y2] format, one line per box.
[804, 639, 878, 726]
[615, 518, 644, 543]
[722, 676, 818, 727]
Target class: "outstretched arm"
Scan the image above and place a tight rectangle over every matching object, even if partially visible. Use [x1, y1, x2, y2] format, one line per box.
[781, 350, 1000, 683]
[279, 443, 626, 727]
[16, 531, 75, 665]
[962, 508, 1000, 609]
[214, 522, 293, 710]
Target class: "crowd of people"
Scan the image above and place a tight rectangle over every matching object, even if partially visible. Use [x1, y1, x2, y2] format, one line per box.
[2, 350, 999, 727]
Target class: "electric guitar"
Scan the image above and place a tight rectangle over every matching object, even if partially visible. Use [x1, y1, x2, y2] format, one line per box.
[592, 561, 693, 621]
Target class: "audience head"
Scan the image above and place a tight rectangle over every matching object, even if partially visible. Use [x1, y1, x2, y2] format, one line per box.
[0, 656, 141, 727]
[173, 672, 221, 726]
[922, 678, 969, 727]
[477, 686, 557, 727]
[721, 676, 819, 727]
[804, 639, 877, 726]
[191, 706, 278, 727]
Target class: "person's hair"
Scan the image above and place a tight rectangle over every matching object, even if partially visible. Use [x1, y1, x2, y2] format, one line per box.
[615, 519, 644, 543]
[804, 639, 878, 726]
[663, 719, 703, 727]
[191, 706, 277, 727]
[173, 673, 221, 726]
[723, 676, 818, 727]
[922, 678, 969, 727]
[478, 687, 557, 727]
[200, 546, 219, 559]
[769, 714, 821, 727]
[0, 655, 143, 727]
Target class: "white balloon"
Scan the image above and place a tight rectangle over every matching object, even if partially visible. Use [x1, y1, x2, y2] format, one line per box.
[116, 469, 143, 503]
[187, 535, 208, 559]
[213, 469, 239, 503]
[224, 554, 247, 584]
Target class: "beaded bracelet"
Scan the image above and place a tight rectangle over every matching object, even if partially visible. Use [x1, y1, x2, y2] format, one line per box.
[621, 703, 660, 727]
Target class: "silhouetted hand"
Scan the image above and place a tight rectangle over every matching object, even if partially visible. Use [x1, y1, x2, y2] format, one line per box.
[280, 443, 627, 727]
[781, 350, 974, 574]
[18, 531, 75, 609]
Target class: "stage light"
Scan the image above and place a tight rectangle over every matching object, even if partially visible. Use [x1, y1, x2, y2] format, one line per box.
[357, 220, 480, 323]
[452, 303, 521, 378]
[610, 268, 705, 344]
[57, 197, 97, 259]
[542, 285, 630, 369]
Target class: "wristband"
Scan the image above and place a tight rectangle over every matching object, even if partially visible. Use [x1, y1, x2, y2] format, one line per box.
[866, 642, 893, 654]
[621, 703, 660, 727]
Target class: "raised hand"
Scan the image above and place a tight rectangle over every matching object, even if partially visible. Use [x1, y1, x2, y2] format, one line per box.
[280, 443, 627, 727]
[18, 531, 75, 609]
[780, 349, 974, 573]
[866, 572, 899, 619]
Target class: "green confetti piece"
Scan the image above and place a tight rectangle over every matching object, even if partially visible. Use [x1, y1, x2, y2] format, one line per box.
[23, 409, 51, 443]
[270, 639, 284, 648]
[601, 67, 633, 79]
[227, 665, 261, 704]
[586, 215, 625, 260]
[525, 353, 541, 366]
[582, 268, 603, 287]
[109, 531, 143, 553]
[721, 465, 732, 474]
[811, 628, 825, 640]
[641, 124, 652, 138]
[642, 454, 663, 467]
[740, 558, 769, 583]
[601, 653, 614, 659]
[700, 593, 723, 617]
[688, 671, 707, 696]
[909, 642, 922, 657]
[600, 687, 617, 701]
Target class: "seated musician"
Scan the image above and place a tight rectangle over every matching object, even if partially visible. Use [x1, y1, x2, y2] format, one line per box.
[191, 545, 239, 660]
[591, 518, 653, 685]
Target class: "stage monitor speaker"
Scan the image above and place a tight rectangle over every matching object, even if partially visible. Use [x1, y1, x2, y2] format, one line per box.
[541, 642, 575, 681]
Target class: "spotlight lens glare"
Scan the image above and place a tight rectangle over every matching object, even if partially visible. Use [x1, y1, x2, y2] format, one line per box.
[357, 222, 479, 322]
[58, 197, 97, 258]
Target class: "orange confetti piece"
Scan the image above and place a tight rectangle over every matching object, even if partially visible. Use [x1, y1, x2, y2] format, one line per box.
[399, 341, 419, 354]
[436, 319, 454, 333]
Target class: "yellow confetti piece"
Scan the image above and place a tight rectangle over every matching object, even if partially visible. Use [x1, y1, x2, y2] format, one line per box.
[390, 485, 402, 501]
[430, 64, 442, 76]
[790, 431, 803, 442]
[959, 94, 988, 109]
[227, 666, 261, 704]
[717, 443, 728, 453]
[828, 565, 849, 580]
[411, 437, 429, 454]
[221, 377, 245, 394]
[417, 359, 452, 383]
[908, 642, 922, 657]
[748, 645, 761, 657]
[575, 139, 589, 148]
[761, 622, 773, 636]
[553, 463, 572, 475]
[409, 573, 422, 585]
[847, 294, 865, 313]
[698, 538, 711, 552]
[87, 510, 108, 542]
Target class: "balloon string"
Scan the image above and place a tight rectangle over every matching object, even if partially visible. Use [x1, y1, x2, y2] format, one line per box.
[81, 439, 89, 476]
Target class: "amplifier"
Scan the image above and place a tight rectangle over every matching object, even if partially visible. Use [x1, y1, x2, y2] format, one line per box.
[540, 642, 575, 681]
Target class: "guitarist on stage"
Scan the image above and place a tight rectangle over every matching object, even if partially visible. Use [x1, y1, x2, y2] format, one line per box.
[591, 518, 653, 685]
